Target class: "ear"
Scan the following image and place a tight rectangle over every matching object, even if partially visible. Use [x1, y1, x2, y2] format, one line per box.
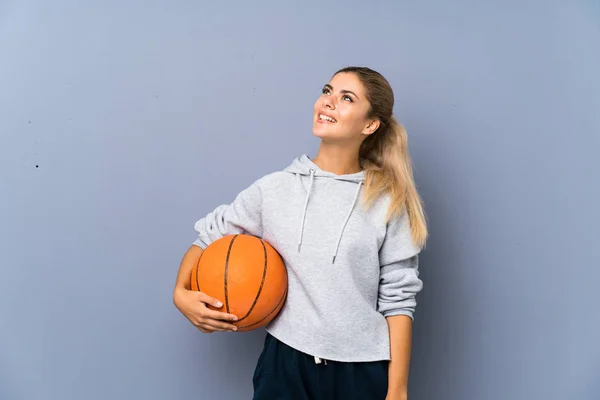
[362, 119, 381, 135]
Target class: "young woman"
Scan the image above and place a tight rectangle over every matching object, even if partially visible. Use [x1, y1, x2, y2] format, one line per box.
[173, 66, 428, 400]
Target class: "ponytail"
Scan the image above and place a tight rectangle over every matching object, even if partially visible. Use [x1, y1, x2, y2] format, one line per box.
[360, 116, 428, 248]
[334, 66, 428, 248]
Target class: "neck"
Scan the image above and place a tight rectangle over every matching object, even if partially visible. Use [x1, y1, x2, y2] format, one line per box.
[311, 142, 362, 175]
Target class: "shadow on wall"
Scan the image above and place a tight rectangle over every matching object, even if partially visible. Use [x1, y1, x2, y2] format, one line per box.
[403, 118, 471, 400]
[409, 219, 471, 398]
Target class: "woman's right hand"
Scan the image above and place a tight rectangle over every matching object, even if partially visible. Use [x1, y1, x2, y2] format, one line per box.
[173, 287, 239, 333]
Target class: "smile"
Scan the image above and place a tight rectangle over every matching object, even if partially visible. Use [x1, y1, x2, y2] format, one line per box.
[318, 114, 337, 123]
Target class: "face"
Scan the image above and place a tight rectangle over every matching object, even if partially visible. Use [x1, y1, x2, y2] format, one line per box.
[312, 72, 380, 142]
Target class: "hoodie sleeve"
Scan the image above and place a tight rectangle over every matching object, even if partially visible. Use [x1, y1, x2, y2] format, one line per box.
[377, 210, 423, 320]
[192, 178, 263, 249]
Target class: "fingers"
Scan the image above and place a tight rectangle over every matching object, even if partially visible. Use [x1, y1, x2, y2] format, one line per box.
[187, 291, 240, 333]
[198, 308, 238, 331]
[196, 292, 225, 309]
[201, 318, 238, 332]
[195, 316, 237, 332]
[202, 307, 238, 323]
[195, 292, 238, 321]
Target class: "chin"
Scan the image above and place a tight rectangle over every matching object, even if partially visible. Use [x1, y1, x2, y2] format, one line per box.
[312, 128, 326, 139]
[312, 123, 334, 139]
[312, 129, 331, 140]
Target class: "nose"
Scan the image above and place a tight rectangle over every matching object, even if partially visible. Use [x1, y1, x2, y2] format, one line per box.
[322, 95, 335, 109]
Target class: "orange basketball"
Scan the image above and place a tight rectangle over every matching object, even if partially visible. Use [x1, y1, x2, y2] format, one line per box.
[190, 234, 288, 332]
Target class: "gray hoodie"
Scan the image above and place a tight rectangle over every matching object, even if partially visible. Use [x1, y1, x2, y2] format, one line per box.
[193, 154, 423, 362]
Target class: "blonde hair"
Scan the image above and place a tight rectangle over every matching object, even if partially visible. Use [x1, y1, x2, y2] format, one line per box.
[335, 66, 428, 248]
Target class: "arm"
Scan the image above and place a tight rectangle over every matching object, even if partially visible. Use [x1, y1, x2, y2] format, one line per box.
[173, 176, 265, 332]
[386, 315, 412, 400]
[174, 244, 203, 292]
[193, 177, 264, 249]
[377, 211, 423, 399]
[172, 244, 239, 333]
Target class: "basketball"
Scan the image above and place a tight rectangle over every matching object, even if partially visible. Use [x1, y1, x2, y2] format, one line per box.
[190, 234, 288, 332]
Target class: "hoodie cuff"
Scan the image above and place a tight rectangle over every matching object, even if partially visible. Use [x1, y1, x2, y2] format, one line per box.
[377, 255, 422, 320]
[192, 238, 208, 249]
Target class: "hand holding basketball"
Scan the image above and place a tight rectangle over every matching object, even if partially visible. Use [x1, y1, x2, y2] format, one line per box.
[173, 287, 239, 333]
[190, 234, 288, 332]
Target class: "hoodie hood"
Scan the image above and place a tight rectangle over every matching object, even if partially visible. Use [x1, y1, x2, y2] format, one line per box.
[283, 154, 365, 263]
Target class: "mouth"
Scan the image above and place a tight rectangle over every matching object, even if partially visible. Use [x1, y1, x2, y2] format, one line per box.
[317, 113, 337, 123]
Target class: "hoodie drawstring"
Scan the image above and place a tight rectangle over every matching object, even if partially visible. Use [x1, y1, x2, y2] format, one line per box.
[332, 181, 362, 264]
[297, 168, 315, 252]
[296, 169, 363, 265]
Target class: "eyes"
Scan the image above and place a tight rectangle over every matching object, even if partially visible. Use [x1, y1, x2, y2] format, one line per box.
[322, 87, 353, 102]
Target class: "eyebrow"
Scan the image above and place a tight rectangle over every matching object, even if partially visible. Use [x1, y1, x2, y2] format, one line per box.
[324, 84, 359, 100]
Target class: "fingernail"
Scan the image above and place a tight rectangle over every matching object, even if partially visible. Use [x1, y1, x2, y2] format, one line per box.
[232, 316, 238, 321]
[215, 301, 222, 307]
[232, 327, 238, 331]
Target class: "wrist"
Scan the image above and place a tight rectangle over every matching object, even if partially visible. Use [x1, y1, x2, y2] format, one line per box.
[387, 386, 408, 399]
[386, 392, 407, 400]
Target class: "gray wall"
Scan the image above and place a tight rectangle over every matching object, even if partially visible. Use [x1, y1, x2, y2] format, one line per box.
[1, 1, 598, 399]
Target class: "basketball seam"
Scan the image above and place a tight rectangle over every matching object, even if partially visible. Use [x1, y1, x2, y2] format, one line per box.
[238, 285, 288, 329]
[237, 238, 268, 322]
[224, 235, 238, 314]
